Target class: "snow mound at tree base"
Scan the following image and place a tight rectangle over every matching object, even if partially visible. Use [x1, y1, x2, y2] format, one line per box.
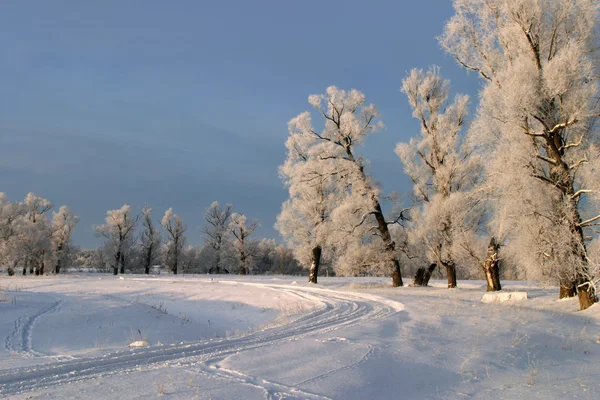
[481, 291, 528, 303]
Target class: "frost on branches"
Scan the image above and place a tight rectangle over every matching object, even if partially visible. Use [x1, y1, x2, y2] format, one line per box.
[283, 86, 407, 286]
[161, 208, 187, 275]
[440, 0, 600, 309]
[94, 205, 139, 275]
[139, 205, 161, 274]
[202, 202, 233, 274]
[397, 66, 483, 289]
[276, 120, 351, 283]
[0, 193, 78, 276]
[229, 213, 259, 275]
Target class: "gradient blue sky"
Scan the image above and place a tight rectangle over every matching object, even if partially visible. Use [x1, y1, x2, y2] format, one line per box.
[0, 0, 480, 248]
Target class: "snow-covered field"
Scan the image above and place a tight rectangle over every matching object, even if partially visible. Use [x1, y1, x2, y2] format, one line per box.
[0, 275, 598, 399]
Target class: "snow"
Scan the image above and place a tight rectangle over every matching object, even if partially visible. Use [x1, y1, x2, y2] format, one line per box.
[481, 291, 528, 303]
[0, 275, 599, 399]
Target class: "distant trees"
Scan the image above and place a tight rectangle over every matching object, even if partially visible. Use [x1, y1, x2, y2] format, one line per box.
[94, 205, 139, 275]
[202, 202, 232, 274]
[229, 213, 259, 275]
[161, 208, 187, 275]
[139, 206, 161, 274]
[0, 193, 78, 276]
[51, 206, 79, 274]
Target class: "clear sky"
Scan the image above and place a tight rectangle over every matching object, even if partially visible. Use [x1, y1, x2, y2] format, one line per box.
[0, 0, 480, 248]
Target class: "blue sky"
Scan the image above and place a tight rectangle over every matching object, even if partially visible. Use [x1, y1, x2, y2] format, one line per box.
[0, 0, 480, 247]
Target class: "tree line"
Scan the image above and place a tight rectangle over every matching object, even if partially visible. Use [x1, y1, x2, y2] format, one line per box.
[0, 196, 303, 277]
[276, 0, 600, 310]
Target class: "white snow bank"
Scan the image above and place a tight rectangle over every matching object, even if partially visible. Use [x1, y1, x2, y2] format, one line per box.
[128, 340, 148, 348]
[481, 291, 528, 303]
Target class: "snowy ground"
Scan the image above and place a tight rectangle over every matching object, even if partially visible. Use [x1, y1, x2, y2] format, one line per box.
[0, 275, 598, 399]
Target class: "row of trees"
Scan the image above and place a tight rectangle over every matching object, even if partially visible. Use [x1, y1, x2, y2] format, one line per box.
[0, 197, 304, 277]
[277, 0, 600, 310]
[0, 193, 78, 276]
[92, 201, 301, 276]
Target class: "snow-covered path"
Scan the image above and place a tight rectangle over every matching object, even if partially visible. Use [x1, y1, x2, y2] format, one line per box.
[0, 278, 402, 398]
[0, 275, 598, 399]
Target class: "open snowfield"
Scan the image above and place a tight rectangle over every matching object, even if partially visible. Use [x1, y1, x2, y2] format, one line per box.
[0, 275, 598, 399]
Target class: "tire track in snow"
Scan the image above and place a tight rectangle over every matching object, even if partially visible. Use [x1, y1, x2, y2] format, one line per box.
[4, 296, 63, 357]
[0, 284, 403, 396]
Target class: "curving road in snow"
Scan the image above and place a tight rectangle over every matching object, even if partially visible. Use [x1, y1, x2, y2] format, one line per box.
[0, 282, 403, 398]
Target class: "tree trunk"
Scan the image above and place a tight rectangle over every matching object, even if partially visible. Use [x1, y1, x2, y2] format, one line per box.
[392, 260, 403, 287]
[213, 251, 221, 274]
[372, 203, 403, 287]
[55, 259, 61, 274]
[483, 237, 502, 291]
[35, 266, 40, 276]
[559, 279, 577, 299]
[114, 251, 121, 275]
[119, 253, 125, 274]
[29, 265, 34, 275]
[39, 261, 44, 276]
[577, 282, 597, 311]
[8, 267, 14, 276]
[22, 266, 26, 275]
[423, 263, 436, 286]
[144, 252, 151, 274]
[308, 246, 322, 284]
[414, 263, 436, 286]
[444, 262, 457, 289]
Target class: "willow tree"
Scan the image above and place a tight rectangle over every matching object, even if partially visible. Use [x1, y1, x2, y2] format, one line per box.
[288, 86, 406, 287]
[440, 0, 600, 309]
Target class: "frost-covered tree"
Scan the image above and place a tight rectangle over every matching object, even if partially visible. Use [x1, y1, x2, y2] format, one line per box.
[20, 193, 53, 275]
[0, 194, 25, 275]
[50, 206, 79, 274]
[203, 201, 232, 274]
[440, 0, 600, 308]
[139, 205, 161, 274]
[229, 213, 259, 275]
[24, 193, 52, 224]
[397, 66, 481, 288]
[288, 86, 407, 286]
[161, 208, 187, 275]
[94, 205, 139, 275]
[276, 129, 348, 283]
